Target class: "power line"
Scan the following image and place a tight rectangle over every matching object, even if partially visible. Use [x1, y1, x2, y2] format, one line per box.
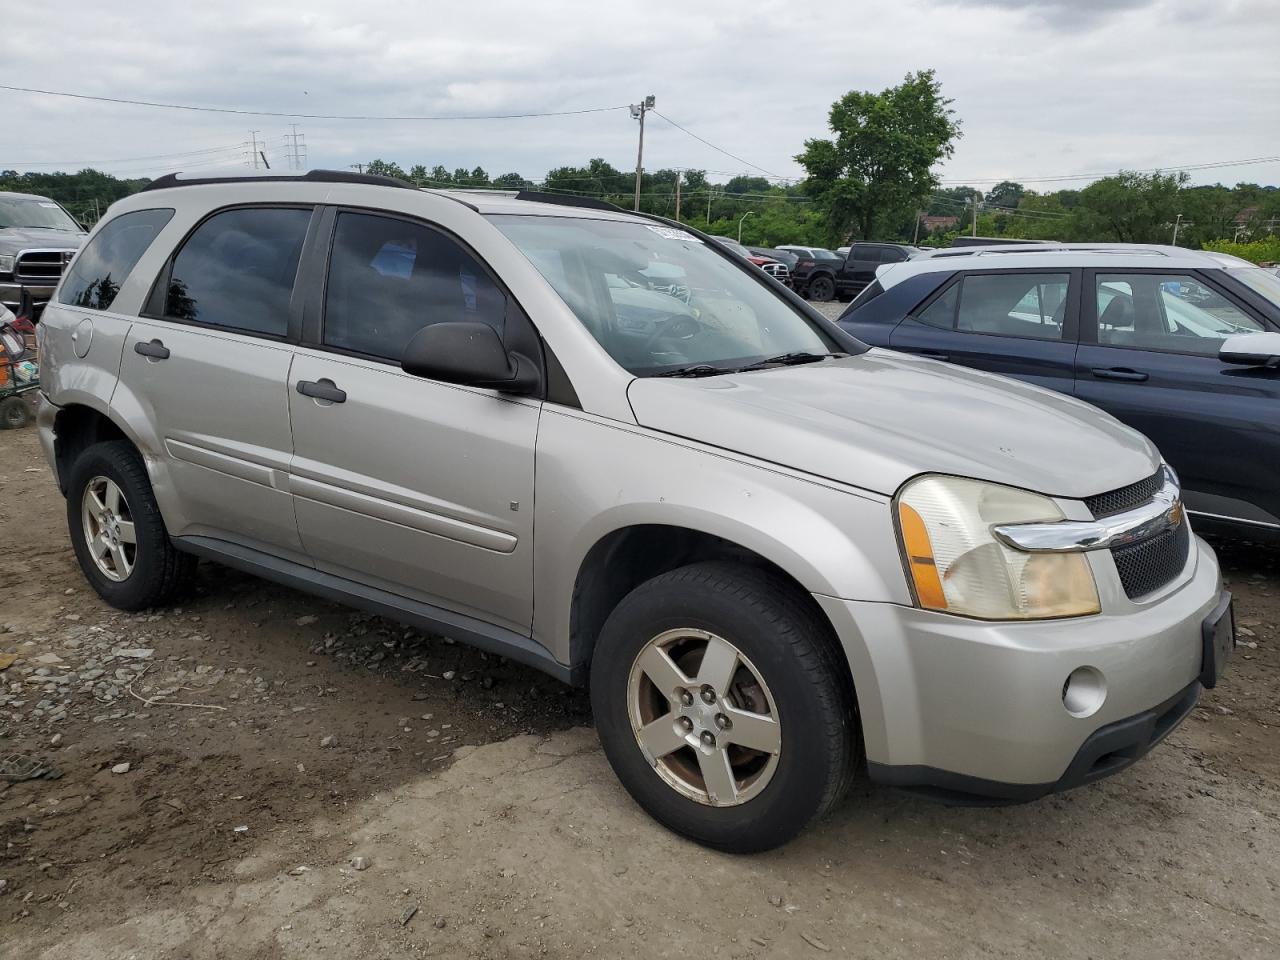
[652, 111, 787, 180]
[1, 142, 251, 167]
[0, 83, 631, 121]
[938, 154, 1280, 185]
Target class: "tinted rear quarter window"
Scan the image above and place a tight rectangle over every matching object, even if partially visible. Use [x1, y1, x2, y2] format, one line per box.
[58, 208, 174, 311]
[165, 207, 311, 336]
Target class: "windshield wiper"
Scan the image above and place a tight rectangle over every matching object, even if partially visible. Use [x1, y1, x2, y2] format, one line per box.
[652, 364, 729, 378]
[736, 351, 846, 372]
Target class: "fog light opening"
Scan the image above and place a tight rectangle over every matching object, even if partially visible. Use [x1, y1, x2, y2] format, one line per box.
[1062, 666, 1106, 718]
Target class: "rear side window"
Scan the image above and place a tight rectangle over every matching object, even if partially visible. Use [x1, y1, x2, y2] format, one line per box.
[323, 211, 507, 362]
[851, 244, 875, 261]
[957, 273, 1069, 340]
[58, 208, 174, 311]
[915, 281, 959, 328]
[165, 207, 311, 336]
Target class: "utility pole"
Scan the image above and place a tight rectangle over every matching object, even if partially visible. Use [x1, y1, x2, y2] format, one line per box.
[288, 124, 306, 170]
[630, 95, 655, 212]
[972, 193, 981, 237]
[913, 211, 922, 245]
[1172, 213, 1184, 246]
[674, 171, 681, 222]
[706, 187, 714, 225]
[249, 130, 261, 169]
[350, 163, 365, 174]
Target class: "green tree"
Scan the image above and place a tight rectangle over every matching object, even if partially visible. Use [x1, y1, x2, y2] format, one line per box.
[985, 180, 1025, 210]
[429, 165, 453, 186]
[796, 69, 961, 244]
[491, 172, 529, 189]
[365, 159, 407, 179]
[1074, 171, 1189, 243]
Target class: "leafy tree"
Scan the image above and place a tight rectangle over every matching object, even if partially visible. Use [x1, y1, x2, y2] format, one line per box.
[491, 172, 529, 189]
[365, 159, 407, 179]
[797, 69, 961, 244]
[429, 165, 453, 185]
[984, 180, 1025, 210]
[1075, 171, 1188, 243]
[724, 176, 772, 195]
[408, 164, 429, 184]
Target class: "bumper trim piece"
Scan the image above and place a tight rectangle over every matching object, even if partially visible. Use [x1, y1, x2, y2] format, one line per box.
[867, 677, 1202, 806]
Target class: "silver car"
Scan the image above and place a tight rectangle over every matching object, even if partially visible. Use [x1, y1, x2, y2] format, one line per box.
[35, 171, 1233, 852]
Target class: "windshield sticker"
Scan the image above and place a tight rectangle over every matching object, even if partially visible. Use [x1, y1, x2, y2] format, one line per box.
[645, 225, 703, 243]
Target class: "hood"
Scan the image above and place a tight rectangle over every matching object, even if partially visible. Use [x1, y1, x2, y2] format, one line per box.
[0, 226, 85, 255]
[626, 348, 1161, 499]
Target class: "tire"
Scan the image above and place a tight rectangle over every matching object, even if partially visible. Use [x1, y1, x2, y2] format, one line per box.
[66, 440, 196, 610]
[0, 395, 30, 430]
[807, 274, 835, 302]
[590, 561, 859, 853]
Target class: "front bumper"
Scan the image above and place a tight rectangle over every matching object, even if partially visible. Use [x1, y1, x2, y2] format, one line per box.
[0, 280, 57, 314]
[815, 534, 1223, 796]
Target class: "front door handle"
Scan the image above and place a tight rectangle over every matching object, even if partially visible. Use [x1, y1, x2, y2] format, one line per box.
[134, 339, 169, 360]
[1091, 367, 1149, 382]
[296, 378, 347, 403]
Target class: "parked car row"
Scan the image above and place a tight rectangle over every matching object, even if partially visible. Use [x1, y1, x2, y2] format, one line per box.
[34, 172, 1236, 853]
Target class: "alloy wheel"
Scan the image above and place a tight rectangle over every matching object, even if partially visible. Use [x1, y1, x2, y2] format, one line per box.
[627, 628, 781, 806]
[81, 475, 137, 582]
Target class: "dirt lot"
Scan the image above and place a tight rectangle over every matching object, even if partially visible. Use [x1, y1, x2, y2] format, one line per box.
[2, 423, 1279, 960]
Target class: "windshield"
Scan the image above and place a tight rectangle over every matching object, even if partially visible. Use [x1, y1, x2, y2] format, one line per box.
[812, 249, 842, 260]
[1231, 266, 1280, 308]
[490, 215, 837, 376]
[0, 198, 80, 232]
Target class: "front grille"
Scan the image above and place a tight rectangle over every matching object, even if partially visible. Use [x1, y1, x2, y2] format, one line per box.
[1085, 469, 1164, 518]
[15, 250, 75, 284]
[762, 262, 790, 281]
[1112, 519, 1190, 599]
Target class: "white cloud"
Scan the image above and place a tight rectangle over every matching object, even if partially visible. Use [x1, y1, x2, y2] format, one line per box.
[3, 0, 1277, 189]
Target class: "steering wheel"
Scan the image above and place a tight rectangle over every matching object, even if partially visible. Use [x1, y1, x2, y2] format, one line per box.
[642, 314, 703, 352]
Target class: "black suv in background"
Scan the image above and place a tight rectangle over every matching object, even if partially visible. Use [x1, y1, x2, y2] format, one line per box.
[778, 242, 919, 301]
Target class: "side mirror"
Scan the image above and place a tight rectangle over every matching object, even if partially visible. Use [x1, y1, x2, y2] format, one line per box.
[401, 321, 540, 394]
[1219, 331, 1280, 368]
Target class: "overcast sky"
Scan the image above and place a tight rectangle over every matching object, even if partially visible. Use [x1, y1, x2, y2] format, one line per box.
[5, 0, 1278, 190]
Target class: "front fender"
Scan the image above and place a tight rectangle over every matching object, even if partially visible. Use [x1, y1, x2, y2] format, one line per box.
[531, 407, 910, 665]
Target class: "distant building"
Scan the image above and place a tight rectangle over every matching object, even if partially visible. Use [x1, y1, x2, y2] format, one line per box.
[921, 215, 959, 233]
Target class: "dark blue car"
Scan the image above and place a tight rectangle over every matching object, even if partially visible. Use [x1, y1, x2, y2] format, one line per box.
[838, 245, 1280, 538]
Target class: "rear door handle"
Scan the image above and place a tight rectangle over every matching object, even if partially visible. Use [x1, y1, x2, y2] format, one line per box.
[134, 339, 169, 360]
[1091, 367, 1149, 382]
[296, 378, 347, 403]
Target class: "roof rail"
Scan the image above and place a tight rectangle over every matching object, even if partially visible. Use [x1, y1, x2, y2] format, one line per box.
[513, 190, 624, 213]
[141, 168, 416, 193]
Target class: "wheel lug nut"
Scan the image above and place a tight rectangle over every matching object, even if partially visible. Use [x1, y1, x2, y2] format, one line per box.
[700, 731, 716, 747]
[700, 687, 716, 704]
[715, 714, 731, 730]
[678, 717, 694, 732]
[678, 689, 694, 706]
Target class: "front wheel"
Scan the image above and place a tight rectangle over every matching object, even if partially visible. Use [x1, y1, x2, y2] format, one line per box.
[590, 562, 859, 853]
[807, 275, 836, 302]
[66, 440, 196, 610]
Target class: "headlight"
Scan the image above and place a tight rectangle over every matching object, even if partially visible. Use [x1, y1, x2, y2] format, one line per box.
[0, 255, 14, 274]
[896, 475, 1100, 620]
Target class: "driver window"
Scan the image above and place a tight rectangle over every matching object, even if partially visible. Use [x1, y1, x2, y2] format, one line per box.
[1096, 273, 1262, 356]
[323, 212, 506, 362]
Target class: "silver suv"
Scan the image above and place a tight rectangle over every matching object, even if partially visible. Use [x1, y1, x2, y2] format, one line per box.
[36, 171, 1233, 852]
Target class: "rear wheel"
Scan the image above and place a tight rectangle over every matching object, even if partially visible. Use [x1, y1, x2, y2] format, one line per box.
[807, 275, 835, 302]
[590, 561, 859, 853]
[66, 440, 196, 610]
[0, 396, 30, 429]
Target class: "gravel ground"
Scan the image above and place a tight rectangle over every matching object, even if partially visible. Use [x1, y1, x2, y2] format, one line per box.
[2, 403, 1279, 959]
